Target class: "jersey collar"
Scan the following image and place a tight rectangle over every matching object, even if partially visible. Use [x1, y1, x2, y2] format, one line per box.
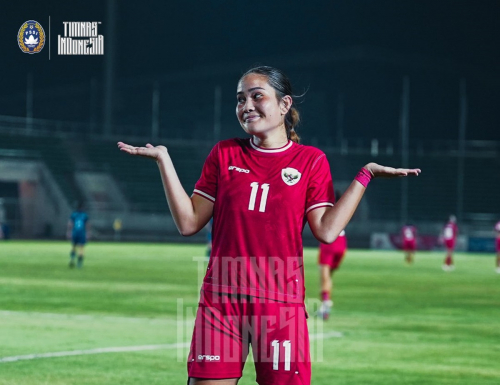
[249, 137, 294, 153]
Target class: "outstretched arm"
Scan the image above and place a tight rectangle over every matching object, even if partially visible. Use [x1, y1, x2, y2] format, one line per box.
[117, 142, 213, 236]
[308, 162, 421, 244]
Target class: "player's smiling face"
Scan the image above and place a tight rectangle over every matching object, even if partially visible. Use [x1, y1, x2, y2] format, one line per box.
[236, 74, 285, 137]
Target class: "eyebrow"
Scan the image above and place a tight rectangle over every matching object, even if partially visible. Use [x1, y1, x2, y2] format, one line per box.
[236, 87, 265, 95]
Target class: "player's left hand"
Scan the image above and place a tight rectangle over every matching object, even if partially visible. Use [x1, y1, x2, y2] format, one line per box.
[364, 162, 421, 178]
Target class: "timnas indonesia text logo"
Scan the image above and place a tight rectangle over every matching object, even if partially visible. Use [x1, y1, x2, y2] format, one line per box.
[18, 21, 45, 54]
[58, 21, 104, 55]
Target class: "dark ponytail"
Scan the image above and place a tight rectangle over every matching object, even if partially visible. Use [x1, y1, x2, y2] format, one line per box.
[241, 66, 301, 143]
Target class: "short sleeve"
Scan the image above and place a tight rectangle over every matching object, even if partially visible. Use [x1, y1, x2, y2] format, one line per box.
[193, 143, 219, 202]
[305, 153, 335, 213]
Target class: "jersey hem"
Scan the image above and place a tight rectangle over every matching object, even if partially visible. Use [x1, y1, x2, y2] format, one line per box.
[201, 283, 303, 304]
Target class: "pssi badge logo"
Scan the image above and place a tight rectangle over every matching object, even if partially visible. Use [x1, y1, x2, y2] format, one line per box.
[18, 20, 45, 54]
[58, 21, 104, 55]
[281, 167, 301, 186]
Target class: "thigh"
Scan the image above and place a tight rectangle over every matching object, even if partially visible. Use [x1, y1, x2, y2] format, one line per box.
[249, 299, 311, 385]
[188, 291, 248, 380]
[330, 251, 345, 270]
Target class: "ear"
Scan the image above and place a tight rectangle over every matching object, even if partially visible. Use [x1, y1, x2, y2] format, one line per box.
[280, 95, 293, 115]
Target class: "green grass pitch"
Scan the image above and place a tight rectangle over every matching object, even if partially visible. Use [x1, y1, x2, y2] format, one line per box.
[0, 241, 499, 384]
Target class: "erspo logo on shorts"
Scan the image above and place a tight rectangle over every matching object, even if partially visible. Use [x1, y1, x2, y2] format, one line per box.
[228, 165, 250, 173]
[198, 354, 220, 361]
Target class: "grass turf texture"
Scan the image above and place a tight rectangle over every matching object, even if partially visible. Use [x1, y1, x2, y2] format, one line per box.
[0, 241, 499, 384]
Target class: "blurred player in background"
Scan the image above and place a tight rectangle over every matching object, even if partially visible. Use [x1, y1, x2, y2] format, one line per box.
[67, 202, 90, 268]
[317, 190, 347, 320]
[118, 66, 421, 385]
[401, 223, 417, 264]
[442, 215, 458, 271]
[113, 217, 122, 241]
[495, 221, 500, 273]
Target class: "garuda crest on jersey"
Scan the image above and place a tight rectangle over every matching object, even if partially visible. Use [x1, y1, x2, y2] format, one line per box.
[281, 167, 301, 186]
[18, 20, 45, 54]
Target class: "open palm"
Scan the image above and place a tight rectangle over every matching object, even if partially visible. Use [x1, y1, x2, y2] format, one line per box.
[365, 162, 421, 178]
[117, 142, 168, 161]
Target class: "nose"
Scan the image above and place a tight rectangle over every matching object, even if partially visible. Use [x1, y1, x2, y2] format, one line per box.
[243, 98, 255, 112]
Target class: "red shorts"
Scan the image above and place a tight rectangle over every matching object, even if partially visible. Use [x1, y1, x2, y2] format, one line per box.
[403, 239, 416, 251]
[445, 239, 455, 250]
[318, 239, 346, 270]
[496, 238, 500, 252]
[187, 290, 311, 385]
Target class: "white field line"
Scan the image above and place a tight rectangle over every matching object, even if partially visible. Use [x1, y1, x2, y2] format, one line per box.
[0, 310, 182, 325]
[0, 332, 343, 364]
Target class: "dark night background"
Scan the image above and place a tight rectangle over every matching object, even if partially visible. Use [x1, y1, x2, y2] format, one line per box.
[2, 0, 500, 143]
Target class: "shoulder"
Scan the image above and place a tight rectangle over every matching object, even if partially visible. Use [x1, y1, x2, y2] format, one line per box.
[295, 143, 325, 156]
[294, 143, 329, 169]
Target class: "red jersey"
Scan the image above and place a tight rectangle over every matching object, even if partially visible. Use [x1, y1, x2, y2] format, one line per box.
[193, 138, 335, 303]
[401, 225, 417, 241]
[443, 222, 458, 241]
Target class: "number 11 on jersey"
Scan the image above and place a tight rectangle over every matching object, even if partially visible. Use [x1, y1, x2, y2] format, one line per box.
[248, 182, 270, 212]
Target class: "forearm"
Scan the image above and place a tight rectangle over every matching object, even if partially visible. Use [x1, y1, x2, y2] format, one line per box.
[156, 154, 201, 235]
[309, 162, 420, 244]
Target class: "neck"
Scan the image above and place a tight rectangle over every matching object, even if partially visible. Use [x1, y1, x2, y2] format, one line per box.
[252, 127, 288, 148]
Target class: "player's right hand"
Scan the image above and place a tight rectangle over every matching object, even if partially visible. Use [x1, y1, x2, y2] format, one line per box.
[117, 142, 169, 162]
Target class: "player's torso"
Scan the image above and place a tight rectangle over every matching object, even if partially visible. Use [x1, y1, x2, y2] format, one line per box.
[216, 146, 309, 219]
[212, 140, 324, 254]
[402, 226, 415, 240]
[72, 212, 87, 233]
[443, 223, 456, 240]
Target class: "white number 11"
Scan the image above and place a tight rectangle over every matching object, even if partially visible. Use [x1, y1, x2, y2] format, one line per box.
[248, 182, 270, 212]
[271, 340, 291, 371]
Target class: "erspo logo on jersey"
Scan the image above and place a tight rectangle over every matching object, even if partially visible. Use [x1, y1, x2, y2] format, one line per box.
[58, 21, 104, 55]
[198, 355, 220, 361]
[18, 21, 45, 54]
[228, 165, 250, 173]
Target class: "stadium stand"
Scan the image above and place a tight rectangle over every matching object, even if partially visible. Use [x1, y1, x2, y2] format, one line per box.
[0, 132, 83, 205]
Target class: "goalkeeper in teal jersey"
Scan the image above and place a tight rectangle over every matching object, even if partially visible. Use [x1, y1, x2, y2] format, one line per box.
[67, 202, 90, 268]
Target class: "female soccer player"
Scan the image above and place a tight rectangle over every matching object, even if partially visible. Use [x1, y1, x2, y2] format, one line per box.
[317, 190, 347, 320]
[67, 201, 90, 268]
[118, 66, 420, 385]
[442, 215, 458, 271]
[401, 223, 417, 264]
